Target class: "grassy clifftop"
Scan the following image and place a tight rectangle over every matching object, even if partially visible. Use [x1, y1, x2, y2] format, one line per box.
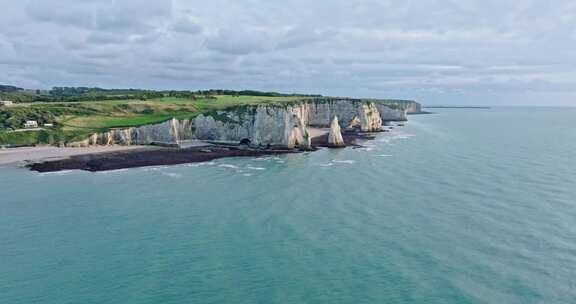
[0, 87, 418, 145]
[0, 95, 313, 145]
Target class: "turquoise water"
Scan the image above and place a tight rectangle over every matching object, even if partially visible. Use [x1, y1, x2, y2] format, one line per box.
[1, 107, 576, 303]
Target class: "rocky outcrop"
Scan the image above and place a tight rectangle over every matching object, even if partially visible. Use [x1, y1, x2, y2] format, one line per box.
[405, 102, 422, 114]
[328, 116, 345, 147]
[358, 103, 383, 131]
[375, 100, 422, 116]
[68, 118, 193, 147]
[193, 105, 311, 149]
[191, 99, 385, 149]
[375, 104, 408, 121]
[348, 117, 361, 129]
[69, 99, 418, 150]
[306, 99, 382, 131]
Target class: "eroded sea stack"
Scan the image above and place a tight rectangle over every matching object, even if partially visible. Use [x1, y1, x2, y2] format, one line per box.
[68, 99, 420, 150]
[328, 116, 345, 147]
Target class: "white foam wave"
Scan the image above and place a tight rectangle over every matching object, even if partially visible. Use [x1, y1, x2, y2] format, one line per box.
[254, 156, 281, 162]
[141, 166, 170, 171]
[161, 172, 182, 178]
[218, 164, 240, 169]
[395, 134, 415, 139]
[38, 170, 77, 176]
[96, 169, 129, 174]
[246, 166, 266, 171]
[184, 162, 216, 167]
[333, 160, 356, 164]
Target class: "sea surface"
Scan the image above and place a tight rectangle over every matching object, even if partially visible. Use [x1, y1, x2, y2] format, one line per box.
[1, 107, 576, 303]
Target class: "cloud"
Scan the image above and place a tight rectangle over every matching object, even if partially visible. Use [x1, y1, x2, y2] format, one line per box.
[26, 0, 96, 28]
[276, 27, 334, 49]
[206, 28, 274, 55]
[171, 17, 202, 34]
[0, 0, 575, 105]
[86, 32, 126, 45]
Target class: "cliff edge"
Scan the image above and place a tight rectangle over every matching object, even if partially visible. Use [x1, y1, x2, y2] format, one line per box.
[68, 99, 421, 150]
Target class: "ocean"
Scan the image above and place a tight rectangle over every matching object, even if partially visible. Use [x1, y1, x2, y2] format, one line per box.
[1, 107, 576, 303]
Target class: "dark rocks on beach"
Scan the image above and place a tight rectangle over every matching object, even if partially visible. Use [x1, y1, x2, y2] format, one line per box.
[27, 147, 297, 173]
[28, 129, 380, 173]
[311, 130, 373, 148]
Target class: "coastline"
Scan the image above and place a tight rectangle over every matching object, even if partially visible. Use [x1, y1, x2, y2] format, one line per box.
[23, 129, 380, 173]
[25, 146, 299, 172]
[0, 145, 150, 168]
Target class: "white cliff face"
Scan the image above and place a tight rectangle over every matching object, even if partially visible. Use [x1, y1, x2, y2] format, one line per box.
[374, 100, 422, 120]
[253, 105, 311, 149]
[67, 118, 193, 147]
[405, 102, 422, 114]
[307, 100, 360, 127]
[192, 114, 252, 144]
[375, 104, 408, 121]
[358, 103, 383, 131]
[328, 116, 345, 146]
[306, 99, 382, 131]
[191, 100, 385, 148]
[69, 99, 407, 149]
[193, 105, 312, 149]
[348, 117, 361, 129]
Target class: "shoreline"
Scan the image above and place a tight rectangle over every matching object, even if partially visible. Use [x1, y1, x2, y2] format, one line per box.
[0, 145, 150, 168]
[26, 146, 299, 173]
[22, 130, 379, 173]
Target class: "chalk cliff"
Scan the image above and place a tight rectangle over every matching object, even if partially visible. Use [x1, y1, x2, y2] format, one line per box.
[328, 116, 345, 147]
[191, 99, 385, 148]
[69, 99, 420, 149]
[67, 118, 193, 147]
[405, 102, 422, 114]
[193, 105, 311, 149]
[375, 104, 407, 121]
[306, 99, 382, 131]
[358, 103, 383, 131]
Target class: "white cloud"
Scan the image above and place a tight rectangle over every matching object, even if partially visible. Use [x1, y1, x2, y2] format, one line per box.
[0, 0, 575, 105]
[171, 17, 202, 34]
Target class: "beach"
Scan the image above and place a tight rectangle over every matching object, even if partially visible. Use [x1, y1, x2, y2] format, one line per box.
[22, 128, 379, 172]
[0, 146, 149, 167]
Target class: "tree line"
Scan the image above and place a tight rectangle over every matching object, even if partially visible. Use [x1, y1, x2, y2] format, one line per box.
[0, 84, 321, 103]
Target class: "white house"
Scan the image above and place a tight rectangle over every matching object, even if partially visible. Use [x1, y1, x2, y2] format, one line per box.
[24, 121, 38, 128]
[0, 100, 14, 106]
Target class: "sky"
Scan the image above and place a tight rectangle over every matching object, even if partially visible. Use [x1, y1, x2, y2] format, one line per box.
[1, 0, 575, 105]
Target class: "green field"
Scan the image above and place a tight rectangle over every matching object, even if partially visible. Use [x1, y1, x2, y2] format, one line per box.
[0, 95, 310, 145]
[0, 86, 418, 146]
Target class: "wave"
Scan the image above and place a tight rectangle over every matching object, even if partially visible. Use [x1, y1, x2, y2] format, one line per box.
[333, 160, 356, 164]
[184, 162, 216, 167]
[140, 166, 170, 171]
[96, 169, 129, 174]
[254, 156, 282, 162]
[38, 170, 77, 176]
[246, 166, 266, 171]
[161, 172, 182, 178]
[218, 164, 240, 169]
